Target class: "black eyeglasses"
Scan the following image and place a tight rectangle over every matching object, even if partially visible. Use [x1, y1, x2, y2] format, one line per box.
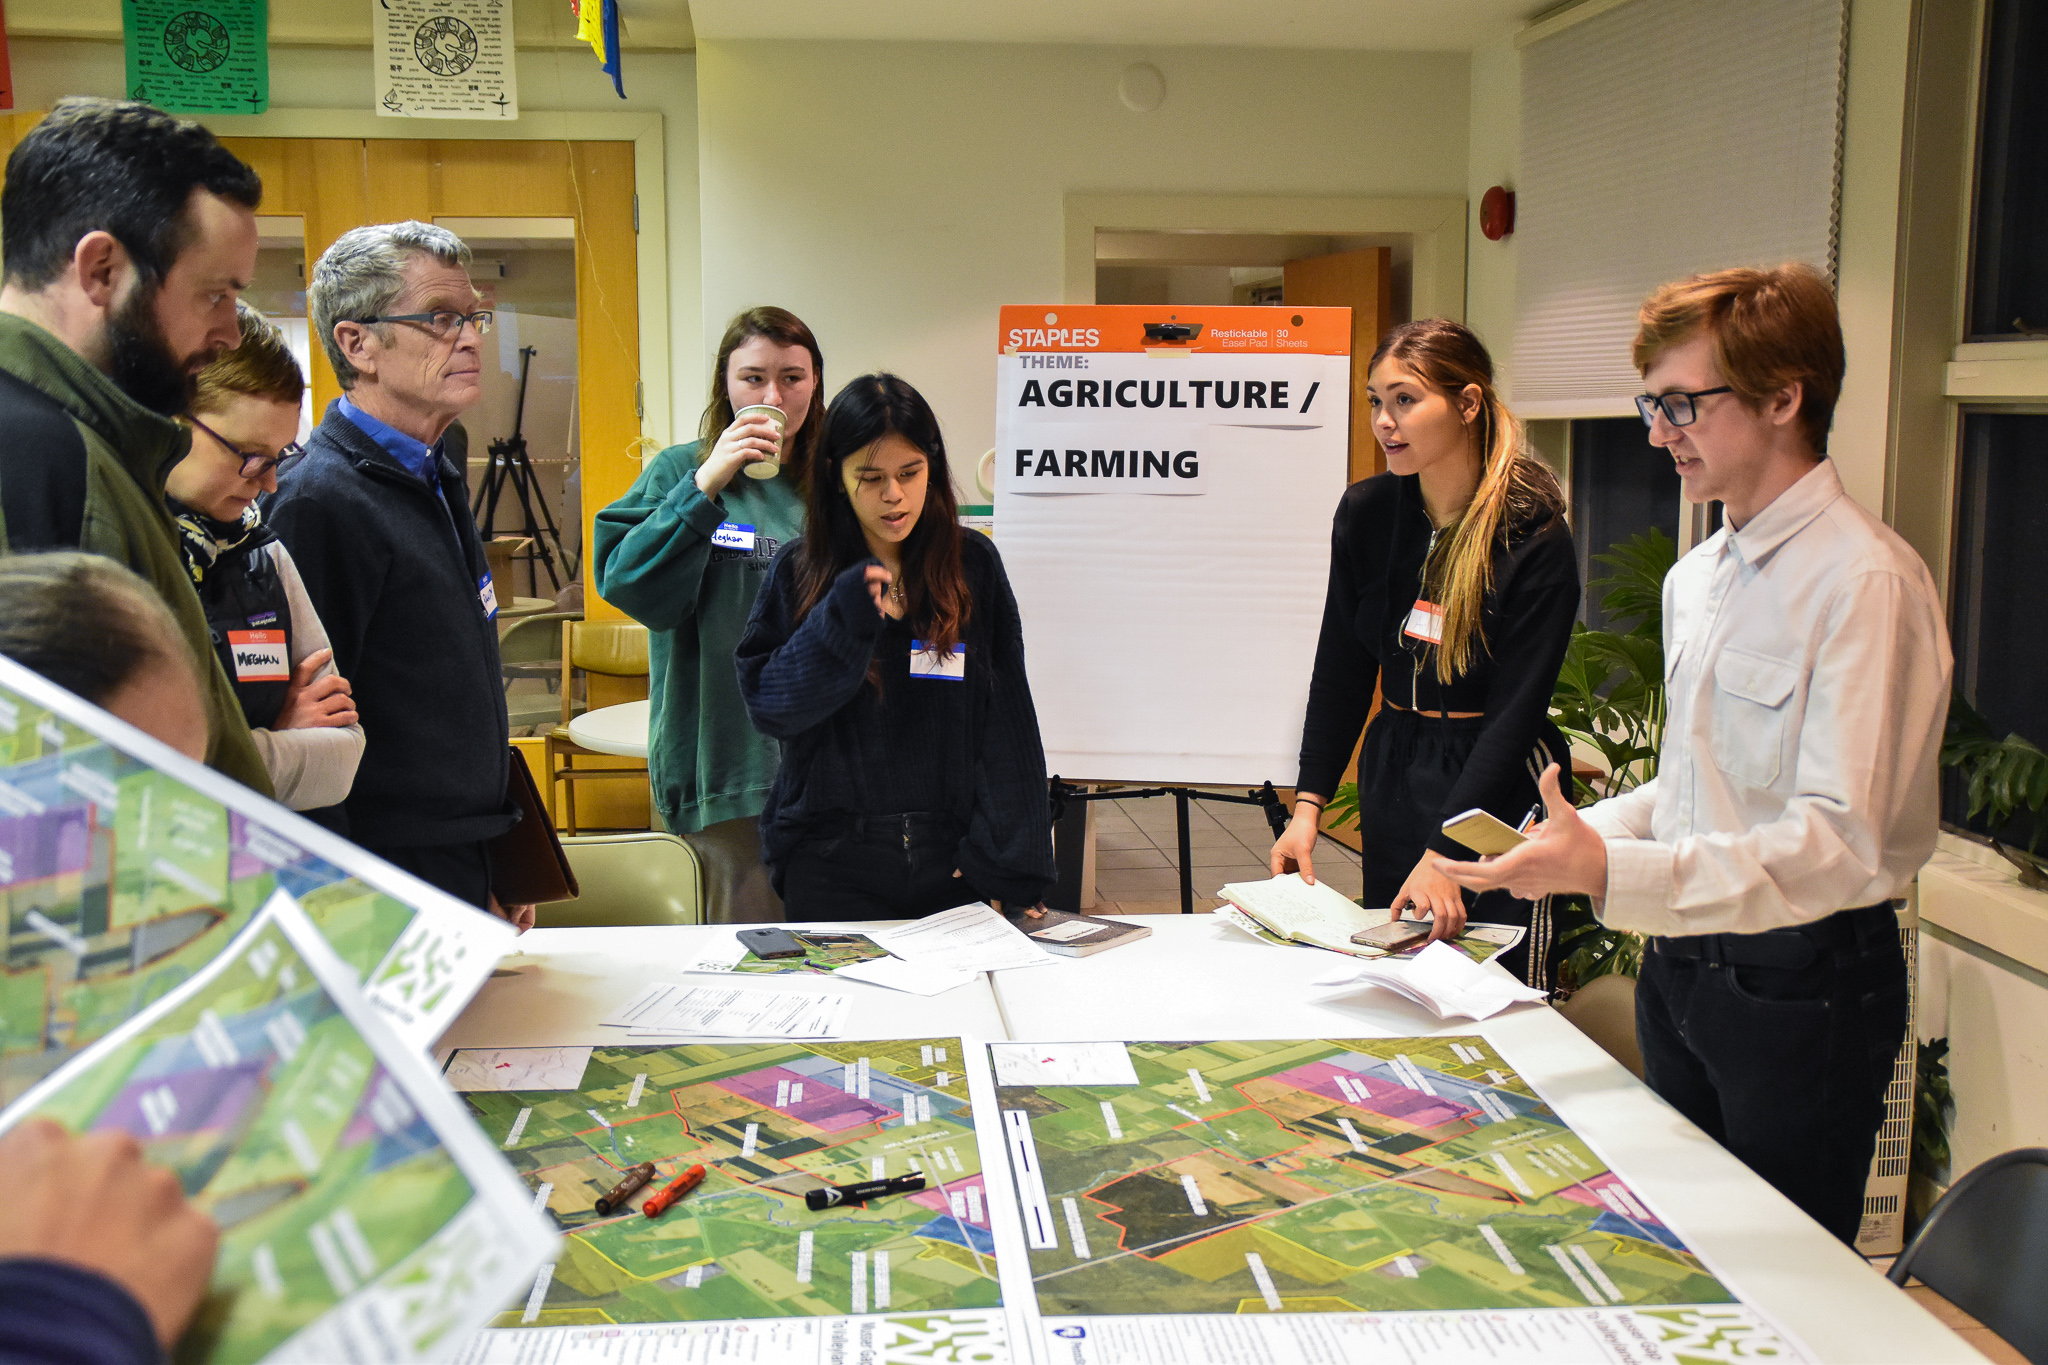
[355, 309, 494, 339]
[189, 415, 303, 479]
[1635, 386, 1734, 428]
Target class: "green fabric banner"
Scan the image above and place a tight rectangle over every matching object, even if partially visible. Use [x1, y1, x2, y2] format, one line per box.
[123, 0, 269, 115]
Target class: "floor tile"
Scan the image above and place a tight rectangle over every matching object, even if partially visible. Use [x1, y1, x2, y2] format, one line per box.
[1095, 867, 1198, 897]
[1094, 830, 1154, 850]
[1096, 847, 1172, 870]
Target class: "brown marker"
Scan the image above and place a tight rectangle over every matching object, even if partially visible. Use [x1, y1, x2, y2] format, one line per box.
[643, 1164, 707, 1219]
[595, 1161, 657, 1215]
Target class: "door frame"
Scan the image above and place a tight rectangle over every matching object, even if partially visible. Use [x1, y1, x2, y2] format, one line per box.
[199, 108, 670, 447]
[1064, 192, 1468, 323]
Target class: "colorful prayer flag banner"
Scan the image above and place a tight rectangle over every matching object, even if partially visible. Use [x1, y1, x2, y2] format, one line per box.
[374, 0, 519, 120]
[574, 0, 624, 99]
[122, 0, 268, 116]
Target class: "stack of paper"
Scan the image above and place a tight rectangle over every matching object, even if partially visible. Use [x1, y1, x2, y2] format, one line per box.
[867, 902, 1056, 973]
[599, 980, 852, 1038]
[1313, 940, 1548, 1020]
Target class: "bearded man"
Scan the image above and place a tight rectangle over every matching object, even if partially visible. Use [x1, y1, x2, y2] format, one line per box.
[0, 97, 270, 795]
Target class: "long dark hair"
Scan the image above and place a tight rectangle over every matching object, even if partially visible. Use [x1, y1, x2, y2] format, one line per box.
[792, 373, 970, 660]
[1369, 318, 1563, 682]
[699, 306, 826, 475]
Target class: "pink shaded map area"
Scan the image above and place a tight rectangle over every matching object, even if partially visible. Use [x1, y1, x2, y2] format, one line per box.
[908, 1171, 987, 1225]
[95, 1060, 267, 1141]
[716, 1065, 895, 1134]
[1273, 1059, 1478, 1131]
[1560, 1170, 1668, 1226]
[0, 807, 90, 884]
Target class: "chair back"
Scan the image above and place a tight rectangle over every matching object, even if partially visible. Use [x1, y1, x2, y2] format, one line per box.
[536, 833, 703, 927]
[568, 620, 650, 676]
[500, 612, 576, 672]
[1888, 1146, 2048, 1363]
[1553, 973, 1644, 1080]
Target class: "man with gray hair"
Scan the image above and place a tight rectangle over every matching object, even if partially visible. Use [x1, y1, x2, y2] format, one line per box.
[266, 221, 528, 925]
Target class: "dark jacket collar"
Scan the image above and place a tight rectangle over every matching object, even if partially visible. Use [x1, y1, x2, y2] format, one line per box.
[0, 311, 190, 492]
[318, 397, 462, 491]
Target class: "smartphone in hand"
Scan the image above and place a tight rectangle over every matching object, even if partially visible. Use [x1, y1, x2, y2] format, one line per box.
[1440, 808, 1528, 857]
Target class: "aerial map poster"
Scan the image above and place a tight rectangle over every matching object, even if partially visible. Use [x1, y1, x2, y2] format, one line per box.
[0, 889, 556, 1363]
[0, 655, 513, 1107]
[453, 1037, 1014, 1364]
[994, 1037, 1810, 1365]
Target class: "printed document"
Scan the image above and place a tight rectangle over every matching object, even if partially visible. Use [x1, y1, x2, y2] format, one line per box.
[868, 902, 1055, 972]
[1315, 940, 1547, 1020]
[600, 980, 852, 1038]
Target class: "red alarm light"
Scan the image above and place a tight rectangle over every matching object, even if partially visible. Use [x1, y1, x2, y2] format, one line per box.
[1480, 186, 1516, 241]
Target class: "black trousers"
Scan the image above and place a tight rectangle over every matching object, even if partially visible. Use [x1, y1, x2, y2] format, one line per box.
[365, 840, 494, 911]
[1635, 903, 1909, 1245]
[1355, 707, 1568, 989]
[780, 813, 986, 922]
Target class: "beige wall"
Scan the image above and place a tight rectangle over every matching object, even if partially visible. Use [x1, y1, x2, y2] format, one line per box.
[1463, 33, 1520, 388]
[7, 37, 705, 447]
[696, 40, 1471, 470]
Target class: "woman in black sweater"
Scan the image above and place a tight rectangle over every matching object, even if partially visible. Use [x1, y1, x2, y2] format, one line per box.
[736, 374, 1055, 920]
[1271, 319, 1579, 988]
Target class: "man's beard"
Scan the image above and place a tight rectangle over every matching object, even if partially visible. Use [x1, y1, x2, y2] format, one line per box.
[105, 286, 210, 416]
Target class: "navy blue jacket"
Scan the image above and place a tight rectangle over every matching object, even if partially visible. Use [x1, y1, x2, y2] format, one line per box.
[0, 1259, 158, 1365]
[265, 401, 513, 849]
[736, 531, 1055, 908]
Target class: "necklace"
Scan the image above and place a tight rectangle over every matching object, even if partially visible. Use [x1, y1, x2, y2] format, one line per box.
[888, 577, 906, 606]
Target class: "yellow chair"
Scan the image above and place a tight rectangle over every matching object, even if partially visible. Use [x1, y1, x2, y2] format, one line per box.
[543, 619, 650, 834]
[535, 833, 704, 927]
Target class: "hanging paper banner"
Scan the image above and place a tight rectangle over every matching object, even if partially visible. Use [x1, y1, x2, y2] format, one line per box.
[0, 1, 14, 111]
[573, 0, 624, 99]
[121, 0, 268, 116]
[374, 0, 519, 120]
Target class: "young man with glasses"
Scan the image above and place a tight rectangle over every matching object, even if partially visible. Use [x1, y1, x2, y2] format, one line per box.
[1446, 264, 1951, 1246]
[168, 302, 364, 812]
[0, 97, 272, 795]
[266, 221, 530, 928]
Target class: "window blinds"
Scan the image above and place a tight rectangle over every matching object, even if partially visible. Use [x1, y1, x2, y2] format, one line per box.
[1511, 0, 1847, 416]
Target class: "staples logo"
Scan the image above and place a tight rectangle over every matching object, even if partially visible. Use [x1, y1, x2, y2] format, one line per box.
[1008, 326, 1101, 350]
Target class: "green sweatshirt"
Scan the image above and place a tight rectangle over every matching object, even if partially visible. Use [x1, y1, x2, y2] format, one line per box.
[592, 441, 805, 833]
[0, 313, 272, 798]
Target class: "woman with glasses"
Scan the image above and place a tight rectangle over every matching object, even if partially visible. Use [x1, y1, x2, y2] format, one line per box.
[1269, 318, 1580, 990]
[166, 303, 363, 810]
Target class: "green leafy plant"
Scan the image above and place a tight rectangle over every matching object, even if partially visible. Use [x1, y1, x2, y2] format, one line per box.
[1908, 1037, 1954, 1229]
[1550, 529, 1676, 990]
[1941, 692, 2048, 890]
[1550, 529, 1676, 801]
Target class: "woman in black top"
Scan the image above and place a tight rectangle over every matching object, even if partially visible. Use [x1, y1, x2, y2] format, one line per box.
[736, 374, 1055, 920]
[1271, 319, 1579, 988]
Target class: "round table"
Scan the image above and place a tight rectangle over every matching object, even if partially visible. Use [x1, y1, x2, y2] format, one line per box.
[498, 596, 558, 620]
[566, 699, 650, 757]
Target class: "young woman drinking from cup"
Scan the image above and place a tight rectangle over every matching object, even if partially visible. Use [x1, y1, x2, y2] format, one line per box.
[168, 303, 363, 811]
[594, 307, 822, 918]
[736, 374, 1055, 920]
[1269, 319, 1580, 989]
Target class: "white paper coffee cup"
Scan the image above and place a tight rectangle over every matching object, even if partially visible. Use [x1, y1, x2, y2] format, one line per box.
[734, 404, 786, 479]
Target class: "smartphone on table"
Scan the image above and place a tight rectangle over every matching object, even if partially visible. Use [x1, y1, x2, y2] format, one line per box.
[1350, 919, 1434, 951]
[737, 927, 808, 959]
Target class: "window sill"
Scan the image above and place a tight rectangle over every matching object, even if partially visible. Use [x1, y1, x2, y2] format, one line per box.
[1919, 832, 2048, 976]
[1946, 343, 2048, 400]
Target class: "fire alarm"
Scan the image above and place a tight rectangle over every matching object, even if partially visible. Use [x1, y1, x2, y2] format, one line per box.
[1480, 186, 1516, 241]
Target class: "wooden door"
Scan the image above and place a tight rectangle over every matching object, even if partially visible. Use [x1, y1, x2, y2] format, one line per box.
[1283, 247, 1394, 485]
[219, 136, 641, 628]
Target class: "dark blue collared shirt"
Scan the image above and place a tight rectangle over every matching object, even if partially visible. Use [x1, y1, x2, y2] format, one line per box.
[338, 393, 440, 484]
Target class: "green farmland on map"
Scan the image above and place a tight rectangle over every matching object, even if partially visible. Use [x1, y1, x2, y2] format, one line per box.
[463, 1038, 1002, 1326]
[1000, 1037, 1736, 1317]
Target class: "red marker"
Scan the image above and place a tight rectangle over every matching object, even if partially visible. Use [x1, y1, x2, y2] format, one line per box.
[642, 1164, 707, 1219]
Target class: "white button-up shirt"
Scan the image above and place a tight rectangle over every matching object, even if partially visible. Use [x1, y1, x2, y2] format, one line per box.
[1584, 458, 1951, 937]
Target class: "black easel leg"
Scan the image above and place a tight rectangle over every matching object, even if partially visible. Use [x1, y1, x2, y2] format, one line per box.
[1176, 790, 1193, 915]
[1049, 790, 1089, 913]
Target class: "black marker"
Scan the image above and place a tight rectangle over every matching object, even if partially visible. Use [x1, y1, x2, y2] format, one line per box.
[805, 1174, 927, 1211]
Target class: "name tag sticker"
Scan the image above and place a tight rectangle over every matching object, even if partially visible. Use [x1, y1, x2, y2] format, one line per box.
[713, 522, 757, 551]
[1402, 600, 1444, 645]
[909, 640, 966, 680]
[479, 572, 498, 619]
[226, 630, 289, 683]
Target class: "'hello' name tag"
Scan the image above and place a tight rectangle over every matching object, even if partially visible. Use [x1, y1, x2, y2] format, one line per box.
[227, 630, 289, 682]
[713, 522, 757, 551]
[1402, 600, 1444, 645]
[478, 572, 498, 620]
[909, 640, 966, 680]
